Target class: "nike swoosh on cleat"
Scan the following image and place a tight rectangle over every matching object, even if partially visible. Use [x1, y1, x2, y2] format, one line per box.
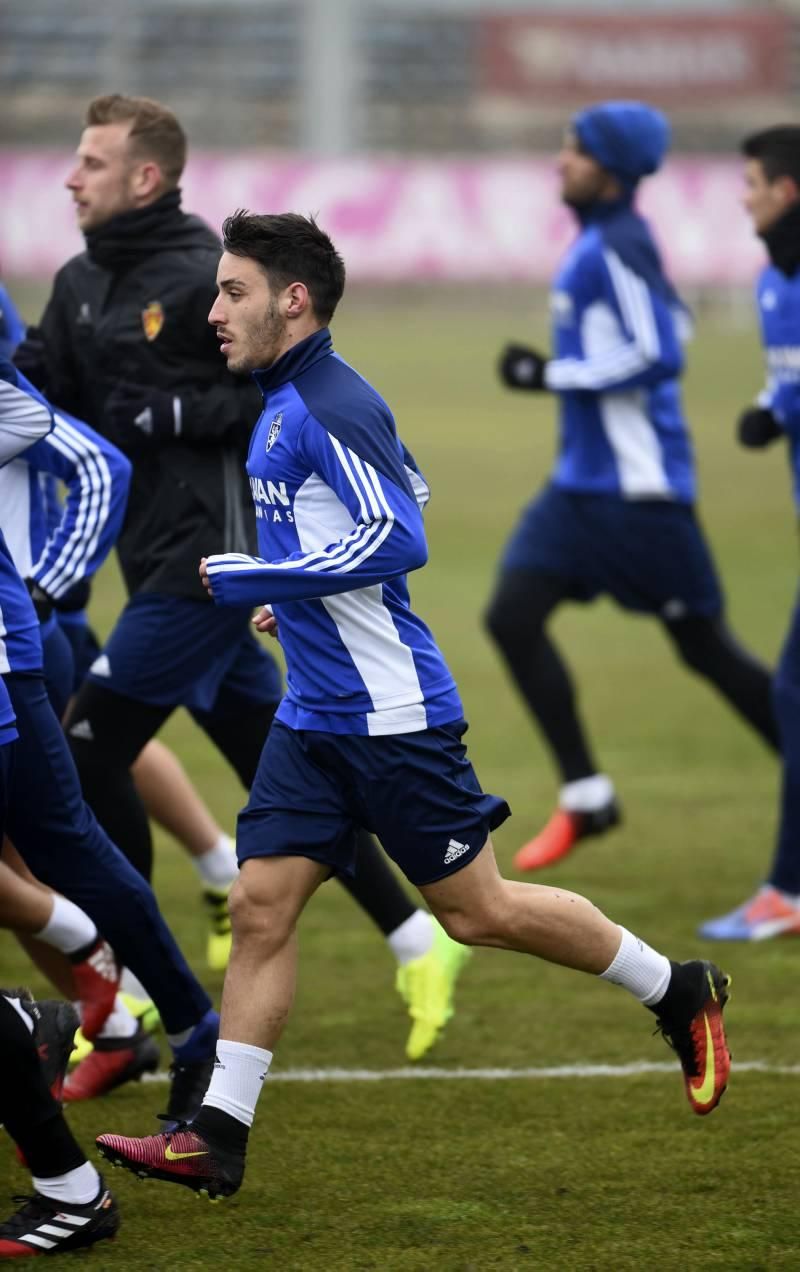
[164, 1147, 208, 1161]
[751, 915, 800, 941]
[689, 1013, 716, 1107]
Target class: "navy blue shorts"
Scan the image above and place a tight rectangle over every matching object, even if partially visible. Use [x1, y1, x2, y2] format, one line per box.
[237, 719, 510, 887]
[87, 593, 282, 712]
[501, 484, 723, 618]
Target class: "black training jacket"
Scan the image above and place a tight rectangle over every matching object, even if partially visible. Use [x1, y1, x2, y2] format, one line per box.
[29, 193, 261, 599]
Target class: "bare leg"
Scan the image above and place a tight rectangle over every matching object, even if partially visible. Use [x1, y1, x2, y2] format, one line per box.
[419, 838, 622, 971]
[0, 857, 57, 933]
[219, 856, 329, 1050]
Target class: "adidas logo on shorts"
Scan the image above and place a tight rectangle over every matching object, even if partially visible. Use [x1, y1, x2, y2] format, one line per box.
[443, 837, 470, 865]
[68, 719, 94, 742]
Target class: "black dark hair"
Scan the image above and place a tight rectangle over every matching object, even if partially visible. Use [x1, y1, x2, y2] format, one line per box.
[741, 126, 800, 187]
[221, 210, 345, 324]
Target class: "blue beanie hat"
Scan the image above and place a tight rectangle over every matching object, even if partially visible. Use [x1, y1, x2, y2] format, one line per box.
[572, 101, 671, 187]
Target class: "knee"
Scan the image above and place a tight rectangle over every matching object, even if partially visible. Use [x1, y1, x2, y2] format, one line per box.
[667, 616, 720, 675]
[485, 588, 540, 655]
[228, 873, 297, 951]
[484, 590, 514, 649]
[434, 901, 503, 948]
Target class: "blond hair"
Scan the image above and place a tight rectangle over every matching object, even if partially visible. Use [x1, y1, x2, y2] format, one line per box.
[85, 94, 186, 187]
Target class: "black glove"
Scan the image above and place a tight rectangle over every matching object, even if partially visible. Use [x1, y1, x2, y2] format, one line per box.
[13, 326, 50, 393]
[104, 381, 182, 446]
[498, 342, 548, 391]
[737, 405, 782, 450]
[24, 578, 54, 623]
[53, 577, 91, 614]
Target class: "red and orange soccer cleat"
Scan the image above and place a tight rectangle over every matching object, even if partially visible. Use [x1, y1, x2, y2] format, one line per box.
[63, 1029, 159, 1102]
[97, 1125, 244, 1201]
[654, 960, 732, 1116]
[70, 938, 119, 1043]
[514, 801, 620, 872]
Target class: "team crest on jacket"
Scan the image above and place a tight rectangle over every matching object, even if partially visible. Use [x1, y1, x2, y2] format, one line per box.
[141, 301, 165, 341]
[266, 412, 283, 451]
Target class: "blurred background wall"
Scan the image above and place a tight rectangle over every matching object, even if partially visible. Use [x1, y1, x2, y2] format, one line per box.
[1, 0, 797, 284]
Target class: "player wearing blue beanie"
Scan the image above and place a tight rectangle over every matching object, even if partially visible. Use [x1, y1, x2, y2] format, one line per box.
[572, 100, 671, 189]
[491, 100, 778, 873]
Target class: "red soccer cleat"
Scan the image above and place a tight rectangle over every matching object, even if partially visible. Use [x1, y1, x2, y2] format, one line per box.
[654, 960, 732, 1116]
[514, 800, 621, 871]
[70, 939, 119, 1042]
[63, 1028, 159, 1102]
[97, 1126, 243, 1200]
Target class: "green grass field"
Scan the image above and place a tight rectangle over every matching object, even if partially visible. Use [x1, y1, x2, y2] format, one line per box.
[2, 283, 799, 1270]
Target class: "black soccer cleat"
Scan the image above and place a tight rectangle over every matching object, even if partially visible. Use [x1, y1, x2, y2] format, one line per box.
[97, 1125, 244, 1201]
[162, 1054, 216, 1128]
[2, 988, 79, 1103]
[0, 1181, 119, 1258]
[653, 959, 732, 1116]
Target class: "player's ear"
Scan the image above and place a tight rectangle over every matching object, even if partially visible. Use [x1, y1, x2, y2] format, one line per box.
[285, 282, 309, 319]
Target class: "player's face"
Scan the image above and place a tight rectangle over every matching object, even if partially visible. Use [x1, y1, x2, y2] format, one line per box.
[742, 158, 794, 236]
[66, 124, 142, 230]
[557, 133, 611, 207]
[209, 253, 289, 374]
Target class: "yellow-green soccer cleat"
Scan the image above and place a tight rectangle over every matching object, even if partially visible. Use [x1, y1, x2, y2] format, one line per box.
[119, 993, 161, 1035]
[69, 1027, 94, 1067]
[203, 886, 233, 971]
[396, 921, 472, 1061]
[70, 993, 160, 1065]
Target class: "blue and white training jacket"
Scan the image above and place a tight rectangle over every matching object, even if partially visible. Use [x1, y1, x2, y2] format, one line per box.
[0, 284, 25, 361]
[545, 198, 696, 502]
[753, 263, 800, 510]
[0, 361, 55, 741]
[0, 405, 131, 603]
[205, 328, 462, 736]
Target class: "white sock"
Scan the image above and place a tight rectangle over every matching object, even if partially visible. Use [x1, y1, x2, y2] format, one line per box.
[559, 774, 615, 813]
[202, 1040, 272, 1128]
[599, 926, 672, 1006]
[119, 968, 148, 1001]
[193, 834, 238, 888]
[35, 895, 97, 956]
[387, 910, 434, 965]
[4, 996, 34, 1033]
[33, 1162, 101, 1206]
[93, 995, 138, 1041]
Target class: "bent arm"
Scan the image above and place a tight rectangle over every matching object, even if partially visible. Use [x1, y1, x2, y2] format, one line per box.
[545, 249, 684, 393]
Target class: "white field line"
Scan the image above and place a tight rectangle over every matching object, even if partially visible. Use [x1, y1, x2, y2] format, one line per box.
[142, 1059, 800, 1084]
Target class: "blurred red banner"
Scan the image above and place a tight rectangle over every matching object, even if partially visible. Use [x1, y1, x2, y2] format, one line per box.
[481, 12, 790, 103]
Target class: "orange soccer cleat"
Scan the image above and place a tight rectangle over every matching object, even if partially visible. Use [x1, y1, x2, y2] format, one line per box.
[514, 800, 621, 871]
[653, 960, 732, 1116]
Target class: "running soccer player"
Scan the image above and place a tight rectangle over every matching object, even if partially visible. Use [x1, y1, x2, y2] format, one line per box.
[15, 94, 469, 1060]
[700, 126, 800, 940]
[0, 364, 220, 1123]
[488, 100, 778, 871]
[97, 212, 732, 1200]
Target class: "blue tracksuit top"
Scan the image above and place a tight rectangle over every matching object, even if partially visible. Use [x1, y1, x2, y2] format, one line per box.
[545, 198, 696, 502]
[0, 402, 131, 602]
[0, 284, 25, 361]
[753, 263, 800, 509]
[205, 328, 463, 735]
[0, 359, 55, 740]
